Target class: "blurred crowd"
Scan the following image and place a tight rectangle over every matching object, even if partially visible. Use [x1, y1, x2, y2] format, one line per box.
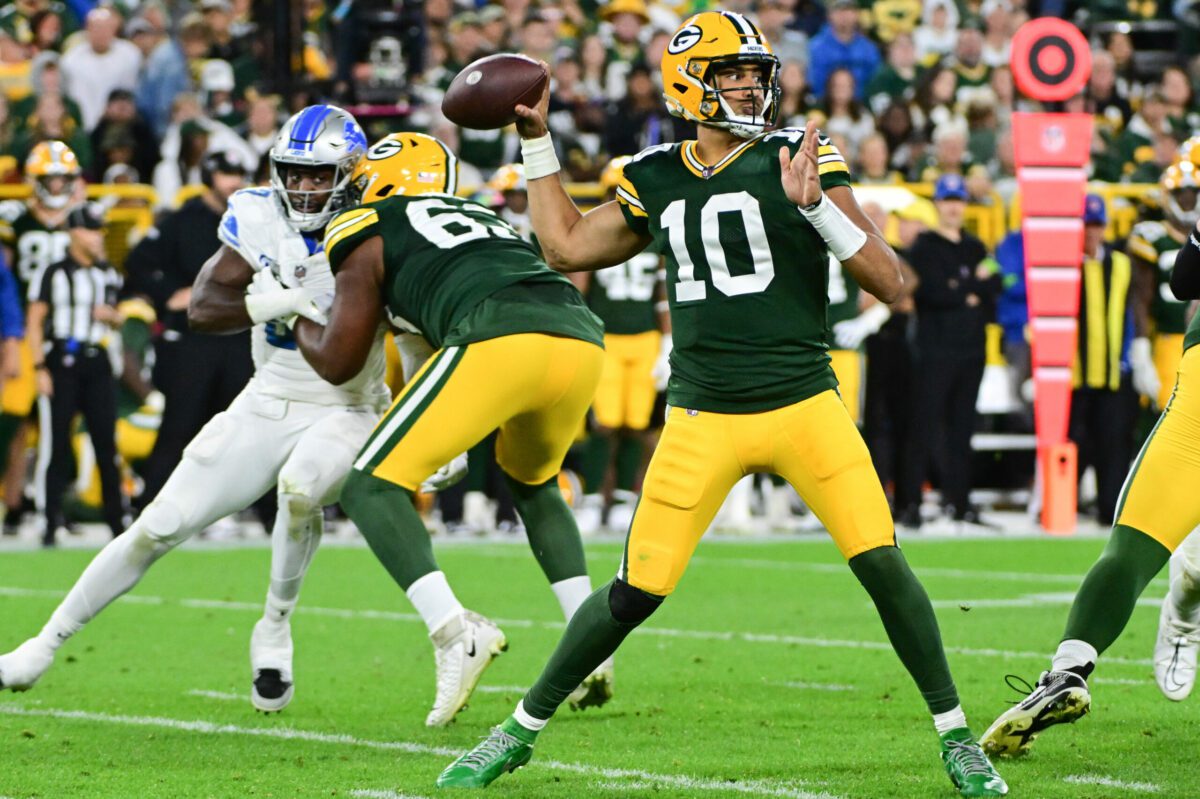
[0, 0, 1197, 539]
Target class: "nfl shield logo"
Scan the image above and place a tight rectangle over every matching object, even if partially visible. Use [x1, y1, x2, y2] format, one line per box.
[1041, 125, 1065, 153]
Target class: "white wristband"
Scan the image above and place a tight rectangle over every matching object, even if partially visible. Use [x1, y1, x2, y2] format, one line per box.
[799, 195, 869, 262]
[520, 133, 561, 180]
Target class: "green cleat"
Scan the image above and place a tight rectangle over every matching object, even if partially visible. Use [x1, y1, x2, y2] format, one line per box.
[940, 728, 1008, 797]
[437, 725, 534, 789]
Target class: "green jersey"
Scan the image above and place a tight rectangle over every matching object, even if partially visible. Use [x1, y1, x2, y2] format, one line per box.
[616, 128, 852, 413]
[325, 194, 603, 350]
[827, 254, 862, 327]
[1128, 219, 1188, 334]
[0, 200, 70, 302]
[587, 251, 661, 335]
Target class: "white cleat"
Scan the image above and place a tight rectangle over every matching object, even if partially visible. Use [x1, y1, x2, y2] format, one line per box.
[250, 618, 294, 713]
[426, 611, 507, 727]
[0, 639, 55, 691]
[1154, 597, 1200, 702]
[567, 657, 614, 711]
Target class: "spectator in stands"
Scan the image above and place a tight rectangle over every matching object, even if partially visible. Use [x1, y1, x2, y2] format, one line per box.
[866, 32, 918, 116]
[0, 0, 76, 50]
[444, 11, 486, 78]
[12, 91, 91, 171]
[12, 52, 82, 131]
[1086, 50, 1132, 144]
[1130, 130, 1182, 183]
[124, 150, 252, 511]
[28, 7, 62, 54]
[132, 14, 191, 140]
[1068, 196, 1141, 525]
[88, 89, 157, 185]
[201, 0, 247, 65]
[1162, 65, 1200, 135]
[59, 7, 141, 132]
[994, 227, 1032, 431]
[911, 62, 959, 139]
[819, 68, 875, 161]
[518, 13, 558, 68]
[1103, 28, 1143, 105]
[896, 174, 1001, 530]
[808, 0, 880, 101]
[913, 0, 958, 62]
[177, 13, 215, 85]
[947, 26, 991, 106]
[0, 30, 32, 102]
[754, 0, 809, 70]
[1113, 90, 1170, 180]
[979, 0, 1013, 68]
[152, 93, 256, 208]
[776, 60, 814, 124]
[877, 101, 917, 174]
[604, 62, 687, 155]
[478, 5, 510, 52]
[579, 34, 609, 100]
[200, 59, 243, 128]
[239, 94, 280, 161]
[599, 0, 650, 101]
[153, 119, 210, 209]
[856, 132, 902, 183]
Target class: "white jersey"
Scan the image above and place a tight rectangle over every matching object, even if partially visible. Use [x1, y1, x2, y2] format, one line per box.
[218, 188, 390, 410]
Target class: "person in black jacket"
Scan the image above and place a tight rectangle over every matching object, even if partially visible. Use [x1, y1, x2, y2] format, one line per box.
[896, 174, 1001, 529]
[122, 150, 252, 508]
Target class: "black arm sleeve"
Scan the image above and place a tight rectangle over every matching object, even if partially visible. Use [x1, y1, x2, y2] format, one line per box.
[1170, 230, 1200, 301]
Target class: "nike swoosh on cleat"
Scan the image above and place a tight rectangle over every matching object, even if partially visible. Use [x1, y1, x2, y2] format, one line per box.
[466, 637, 477, 658]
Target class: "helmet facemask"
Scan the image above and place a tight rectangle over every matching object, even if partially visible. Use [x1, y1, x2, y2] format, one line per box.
[33, 173, 78, 210]
[669, 53, 781, 139]
[270, 158, 356, 233]
[1167, 185, 1200, 230]
[269, 105, 367, 232]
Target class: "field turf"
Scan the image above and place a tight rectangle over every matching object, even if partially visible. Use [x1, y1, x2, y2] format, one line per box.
[1, 535, 1196, 798]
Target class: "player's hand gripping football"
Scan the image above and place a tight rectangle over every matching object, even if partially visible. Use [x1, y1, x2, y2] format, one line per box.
[513, 64, 551, 140]
[779, 119, 823, 209]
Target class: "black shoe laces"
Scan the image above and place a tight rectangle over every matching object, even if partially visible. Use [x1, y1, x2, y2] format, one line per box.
[944, 738, 995, 778]
[1002, 673, 1039, 705]
[458, 727, 523, 769]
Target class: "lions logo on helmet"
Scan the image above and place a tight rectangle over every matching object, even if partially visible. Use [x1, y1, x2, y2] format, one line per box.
[660, 11, 781, 139]
[25, 141, 81, 210]
[269, 104, 368, 231]
[1162, 161, 1200, 230]
[351, 133, 459, 204]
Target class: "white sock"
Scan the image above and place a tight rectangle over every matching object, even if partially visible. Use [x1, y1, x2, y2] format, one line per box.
[932, 705, 968, 735]
[551, 575, 592, 620]
[1168, 532, 1200, 625]
[262, 590, 296, 626]
[1052, 639, 1098, 673]
[406, 571, 464, 634]
[513, 699, 549, 731]
[36, 526, 170, 651]
[268, 493, 322, 611]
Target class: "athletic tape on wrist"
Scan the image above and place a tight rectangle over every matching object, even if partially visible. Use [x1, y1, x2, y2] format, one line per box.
[799, 195, 869, 262]
[520, 133, 561, 180]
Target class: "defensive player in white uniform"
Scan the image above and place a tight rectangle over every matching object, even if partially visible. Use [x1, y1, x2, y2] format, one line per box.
[0, 105, 395, 713]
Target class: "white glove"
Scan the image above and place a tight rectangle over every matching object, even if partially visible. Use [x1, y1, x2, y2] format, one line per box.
[1130, 336, 1162, 402]
[831, 303, 890, 350]
[245, 268, 330, 326]
[421, 452, 468, 492]
[652, 333, 672, 392]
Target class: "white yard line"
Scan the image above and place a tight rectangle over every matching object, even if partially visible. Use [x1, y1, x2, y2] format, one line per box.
[0, 704, 839, 799]
[1094, 678, 1147, 686]
[933, 593, 1157, 610]
[0, 585, 1153, 666]
[473, 685, 527, 694]
[1064, 775, 1161, 793]
[773, 681, 855, 692]
[186, 689, 243, 702]
[349, 791, 430, 799]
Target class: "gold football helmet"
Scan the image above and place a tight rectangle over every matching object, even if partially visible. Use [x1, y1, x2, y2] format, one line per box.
[25, 140, 81, 209]
[1162, 160, 1200, 230]
[487, 163, 526, 194]
[351, 132, 458, 204]
[660, 11, 780, 139]
[1177, 134, 1200, 169]
[599, 155, 633, 197]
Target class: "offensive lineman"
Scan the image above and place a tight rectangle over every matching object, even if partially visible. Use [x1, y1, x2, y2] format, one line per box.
[274, 132, 613, 727]
[440, 12, 1007, 797]
[0, 105, 399, 713]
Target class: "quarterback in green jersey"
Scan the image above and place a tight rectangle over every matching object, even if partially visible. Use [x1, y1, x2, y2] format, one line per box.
[440, 10, 1007, 798]
[287, 132, 614, 727]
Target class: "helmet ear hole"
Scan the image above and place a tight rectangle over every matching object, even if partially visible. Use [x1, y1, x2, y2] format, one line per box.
[375, 184, 395, 198]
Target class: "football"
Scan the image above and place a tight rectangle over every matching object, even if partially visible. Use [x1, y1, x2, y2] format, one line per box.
[441, 53, 548, 130]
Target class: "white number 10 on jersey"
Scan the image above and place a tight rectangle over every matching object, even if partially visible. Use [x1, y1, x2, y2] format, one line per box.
[660, 191, 776, 303]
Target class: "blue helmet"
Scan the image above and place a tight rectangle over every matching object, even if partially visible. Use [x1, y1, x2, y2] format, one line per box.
[269, 104, 368, 232]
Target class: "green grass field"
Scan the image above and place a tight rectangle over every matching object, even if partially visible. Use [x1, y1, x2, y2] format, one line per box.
[1, 535, 1196, 799]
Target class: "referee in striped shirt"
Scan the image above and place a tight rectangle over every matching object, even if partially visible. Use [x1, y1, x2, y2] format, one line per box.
[26, 204, 127, 547]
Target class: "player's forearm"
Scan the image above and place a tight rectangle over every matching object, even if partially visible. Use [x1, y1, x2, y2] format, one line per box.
[526, 173, 589, 271]
[292, 318, 368, 385]
[187, 282, 253, 334]
[842, 236, 903, 304]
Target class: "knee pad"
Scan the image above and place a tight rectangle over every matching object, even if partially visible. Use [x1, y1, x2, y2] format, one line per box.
[278, 492, 322, 540]
[608, 578, 663, 625]
[139, 498, 188, 547]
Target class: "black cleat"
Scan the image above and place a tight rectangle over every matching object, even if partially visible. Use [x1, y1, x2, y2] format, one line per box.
[252, 669, 294, 713]
[981, 670, 1091, 756]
